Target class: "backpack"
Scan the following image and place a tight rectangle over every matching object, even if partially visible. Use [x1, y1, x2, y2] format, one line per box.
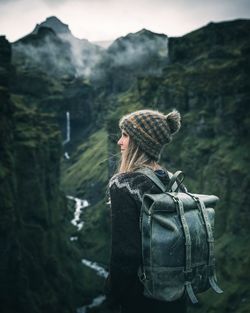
[136, 167, 223, 304]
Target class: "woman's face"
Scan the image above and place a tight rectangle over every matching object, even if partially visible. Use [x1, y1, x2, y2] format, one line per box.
[117, 130, 129, 154]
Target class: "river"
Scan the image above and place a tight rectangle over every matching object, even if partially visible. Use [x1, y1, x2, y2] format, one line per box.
[67, 195, 108, 312]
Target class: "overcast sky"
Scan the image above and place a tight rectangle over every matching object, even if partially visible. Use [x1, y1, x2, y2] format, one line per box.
[0, 0, 250, 43]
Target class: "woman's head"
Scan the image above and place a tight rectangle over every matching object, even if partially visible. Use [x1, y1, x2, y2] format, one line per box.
[117, 109, 181, 173]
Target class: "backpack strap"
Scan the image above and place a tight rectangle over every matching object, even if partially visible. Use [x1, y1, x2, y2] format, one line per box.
[172, 195, 198, 304]
[136, 167, 167, 192]
[167, 171, 185, 192]
[188, 193, 223, 295]
[136, 167, 185, 193]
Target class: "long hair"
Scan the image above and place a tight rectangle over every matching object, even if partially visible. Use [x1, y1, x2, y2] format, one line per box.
[118, 136, 157, 173]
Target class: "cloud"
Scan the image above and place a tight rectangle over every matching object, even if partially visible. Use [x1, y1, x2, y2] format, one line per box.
[42, 0, 66, 7]
[0, 0, 250, 42]
[109, 33, 168, 69]
[0, 0, 21, 4]
[59, 33, 103, 76]
[13, 29, 104, 77]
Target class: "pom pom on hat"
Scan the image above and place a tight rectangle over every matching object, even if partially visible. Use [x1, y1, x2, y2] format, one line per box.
[165, 110, 181, 135]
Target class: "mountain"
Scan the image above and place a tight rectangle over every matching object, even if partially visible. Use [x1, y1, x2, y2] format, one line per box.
[168, 19, 250, 63]
[13, 16, 104, 78]
[12, 26, 76, 78]
[1, 18, 250, 313]
[33, 16, 71, 35]
[108, 28, 168, 70]
[108, 28, 167, 54]
[92, 28, 169, 92]
[11, 16, 104, 133]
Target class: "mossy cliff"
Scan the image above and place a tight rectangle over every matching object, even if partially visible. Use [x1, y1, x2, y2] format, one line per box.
[0, 37, 88, 313]
[0, 35, 17, 312]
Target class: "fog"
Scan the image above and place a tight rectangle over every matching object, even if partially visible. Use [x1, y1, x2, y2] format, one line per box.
[13, 29, 104, 77]
[1, 0, 249, 42]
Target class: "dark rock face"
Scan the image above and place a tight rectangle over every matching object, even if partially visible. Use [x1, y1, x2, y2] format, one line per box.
[33, 16, 71, 35]
[0, 38, 17, 312]
[0, 36, 11, 86]
[168, 19, 250, 63]
[0, 35, 15, 234]
[0, 37, 86, 313]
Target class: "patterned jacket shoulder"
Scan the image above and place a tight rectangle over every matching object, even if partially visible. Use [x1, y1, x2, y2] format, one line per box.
[109, 171, 155, 202]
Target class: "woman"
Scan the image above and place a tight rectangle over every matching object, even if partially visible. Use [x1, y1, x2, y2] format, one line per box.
[105, 109, 187, 313]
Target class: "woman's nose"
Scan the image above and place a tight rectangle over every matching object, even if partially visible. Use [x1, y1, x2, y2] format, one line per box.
[117, 137, 122, 146]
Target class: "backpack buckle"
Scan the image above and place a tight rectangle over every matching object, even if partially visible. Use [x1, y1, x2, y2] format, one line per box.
[208, 264, 215, 276]
[139, 272, 147, 282]
[184, 269, 193, 281]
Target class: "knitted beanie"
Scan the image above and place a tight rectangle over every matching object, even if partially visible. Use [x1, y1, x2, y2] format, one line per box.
[119, 109, 181, 160]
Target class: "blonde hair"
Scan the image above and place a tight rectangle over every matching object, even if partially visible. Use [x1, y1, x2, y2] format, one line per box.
[118, 136, 158, 173]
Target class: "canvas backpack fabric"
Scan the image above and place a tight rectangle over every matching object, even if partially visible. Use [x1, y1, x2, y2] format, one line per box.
[136, 167, 223, 304]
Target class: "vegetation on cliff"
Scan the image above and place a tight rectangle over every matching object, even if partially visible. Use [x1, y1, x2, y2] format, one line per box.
[0, 36, 88, 313]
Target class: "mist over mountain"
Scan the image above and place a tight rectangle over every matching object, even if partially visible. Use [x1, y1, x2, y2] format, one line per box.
[93, 40, 113, 49]
[13, 16, 104, 78]
[108, 28, 168, 66]
[90, 28, 170, 92]
[11, 16, 171, 93]
[1, 16, 250, 313]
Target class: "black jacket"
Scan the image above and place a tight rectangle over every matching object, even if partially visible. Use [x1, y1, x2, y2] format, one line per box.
[106, 169, 187, 313]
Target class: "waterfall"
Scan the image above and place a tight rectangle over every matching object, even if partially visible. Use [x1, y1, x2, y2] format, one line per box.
[67, 196, 108, 313]
[67, 195, 89, 231]
[77, 295, 106, 313]
[77, 259, 108, 313]
[81, 259, 108, 278]
[63, 111, 70, 145]
[64, 152, 70, 159]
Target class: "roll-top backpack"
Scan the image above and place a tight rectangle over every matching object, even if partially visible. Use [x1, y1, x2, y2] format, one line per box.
[136, 167, 223, 304]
